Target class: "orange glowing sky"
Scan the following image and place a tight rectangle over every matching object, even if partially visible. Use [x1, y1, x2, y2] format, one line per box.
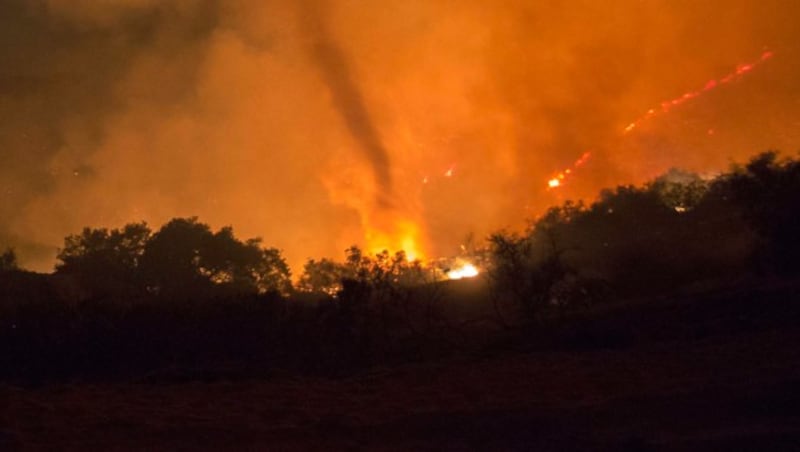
[2, 0, 800, 272]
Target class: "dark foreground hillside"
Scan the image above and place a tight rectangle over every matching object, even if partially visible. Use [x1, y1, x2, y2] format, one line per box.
[2, 279, 799, 451]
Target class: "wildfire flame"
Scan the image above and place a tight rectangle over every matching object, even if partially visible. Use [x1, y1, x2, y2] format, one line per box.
[329, 47, 773, 271]
[544, 52, 773, 192]
[546, 151, 591, 189]
[447, 262, 479, 280]
[321, 159, 426, 263]
[624, 50, 774, 133]
[365, 217, 425, 262]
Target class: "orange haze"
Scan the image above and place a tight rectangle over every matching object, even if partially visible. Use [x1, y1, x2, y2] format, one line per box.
[2, 0, 800, 272]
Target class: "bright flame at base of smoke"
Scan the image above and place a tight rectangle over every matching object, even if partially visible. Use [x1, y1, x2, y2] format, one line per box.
[365, 218, 425, 262]
[447, 262, 479, 280]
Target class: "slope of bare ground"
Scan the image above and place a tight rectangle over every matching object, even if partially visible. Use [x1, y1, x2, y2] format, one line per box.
[2, 282, 800, 451]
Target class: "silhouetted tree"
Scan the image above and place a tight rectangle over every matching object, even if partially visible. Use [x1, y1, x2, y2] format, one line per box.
[256, 246, 293, 295]
[309, 246, 441, 362]
[339, 247, 433, 301]
[713, 151, 800, 274]
[0, 247, 18, 272]
[298, 258, 347, 295]
[488, 231, 573, 325]
[647, 168, 709, 212]
[139, 217, 291, 298]
[56, 222, 152, 298]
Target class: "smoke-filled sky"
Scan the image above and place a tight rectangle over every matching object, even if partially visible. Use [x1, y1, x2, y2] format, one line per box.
[2, 0, 800, 272]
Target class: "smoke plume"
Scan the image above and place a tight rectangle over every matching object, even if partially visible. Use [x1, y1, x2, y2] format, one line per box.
[299, 0, 393, 207]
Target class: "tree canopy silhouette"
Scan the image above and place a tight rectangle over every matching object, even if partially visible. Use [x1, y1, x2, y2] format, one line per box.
[56, 217, 291, 299]
[140, 217, 291, 298]
[710, 151, 800, 274]
[298, 257, 347, 295]
[56, 222, 151, 297]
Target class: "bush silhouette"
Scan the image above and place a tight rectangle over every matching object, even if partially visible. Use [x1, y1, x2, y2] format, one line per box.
[712, 152, 800, 275]
[0, 248, 18, 273]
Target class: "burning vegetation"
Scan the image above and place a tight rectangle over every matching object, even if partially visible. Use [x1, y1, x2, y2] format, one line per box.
[3, 150, 800, 307]
[623, 50, 776, 134]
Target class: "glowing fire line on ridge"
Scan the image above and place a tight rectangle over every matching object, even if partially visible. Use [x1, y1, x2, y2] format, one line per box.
[371, 51, 773, 261]
[547, 151, 592, 189]
[623, 50, 774, 134]
[545, 51, 774, 191]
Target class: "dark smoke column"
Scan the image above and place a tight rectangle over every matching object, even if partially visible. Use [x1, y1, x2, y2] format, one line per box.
[299, 0, 393, 208]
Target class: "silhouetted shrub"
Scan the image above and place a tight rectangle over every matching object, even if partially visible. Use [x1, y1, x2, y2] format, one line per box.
[487, 231, 575, 326]
[711, 152, 800, 275]
[0, 248, 18, 273]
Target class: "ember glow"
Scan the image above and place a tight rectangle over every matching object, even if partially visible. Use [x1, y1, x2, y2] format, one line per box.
[2, 1, 799, 272]
[547, 152, 592, 190]
[447, 262, 479, 280]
